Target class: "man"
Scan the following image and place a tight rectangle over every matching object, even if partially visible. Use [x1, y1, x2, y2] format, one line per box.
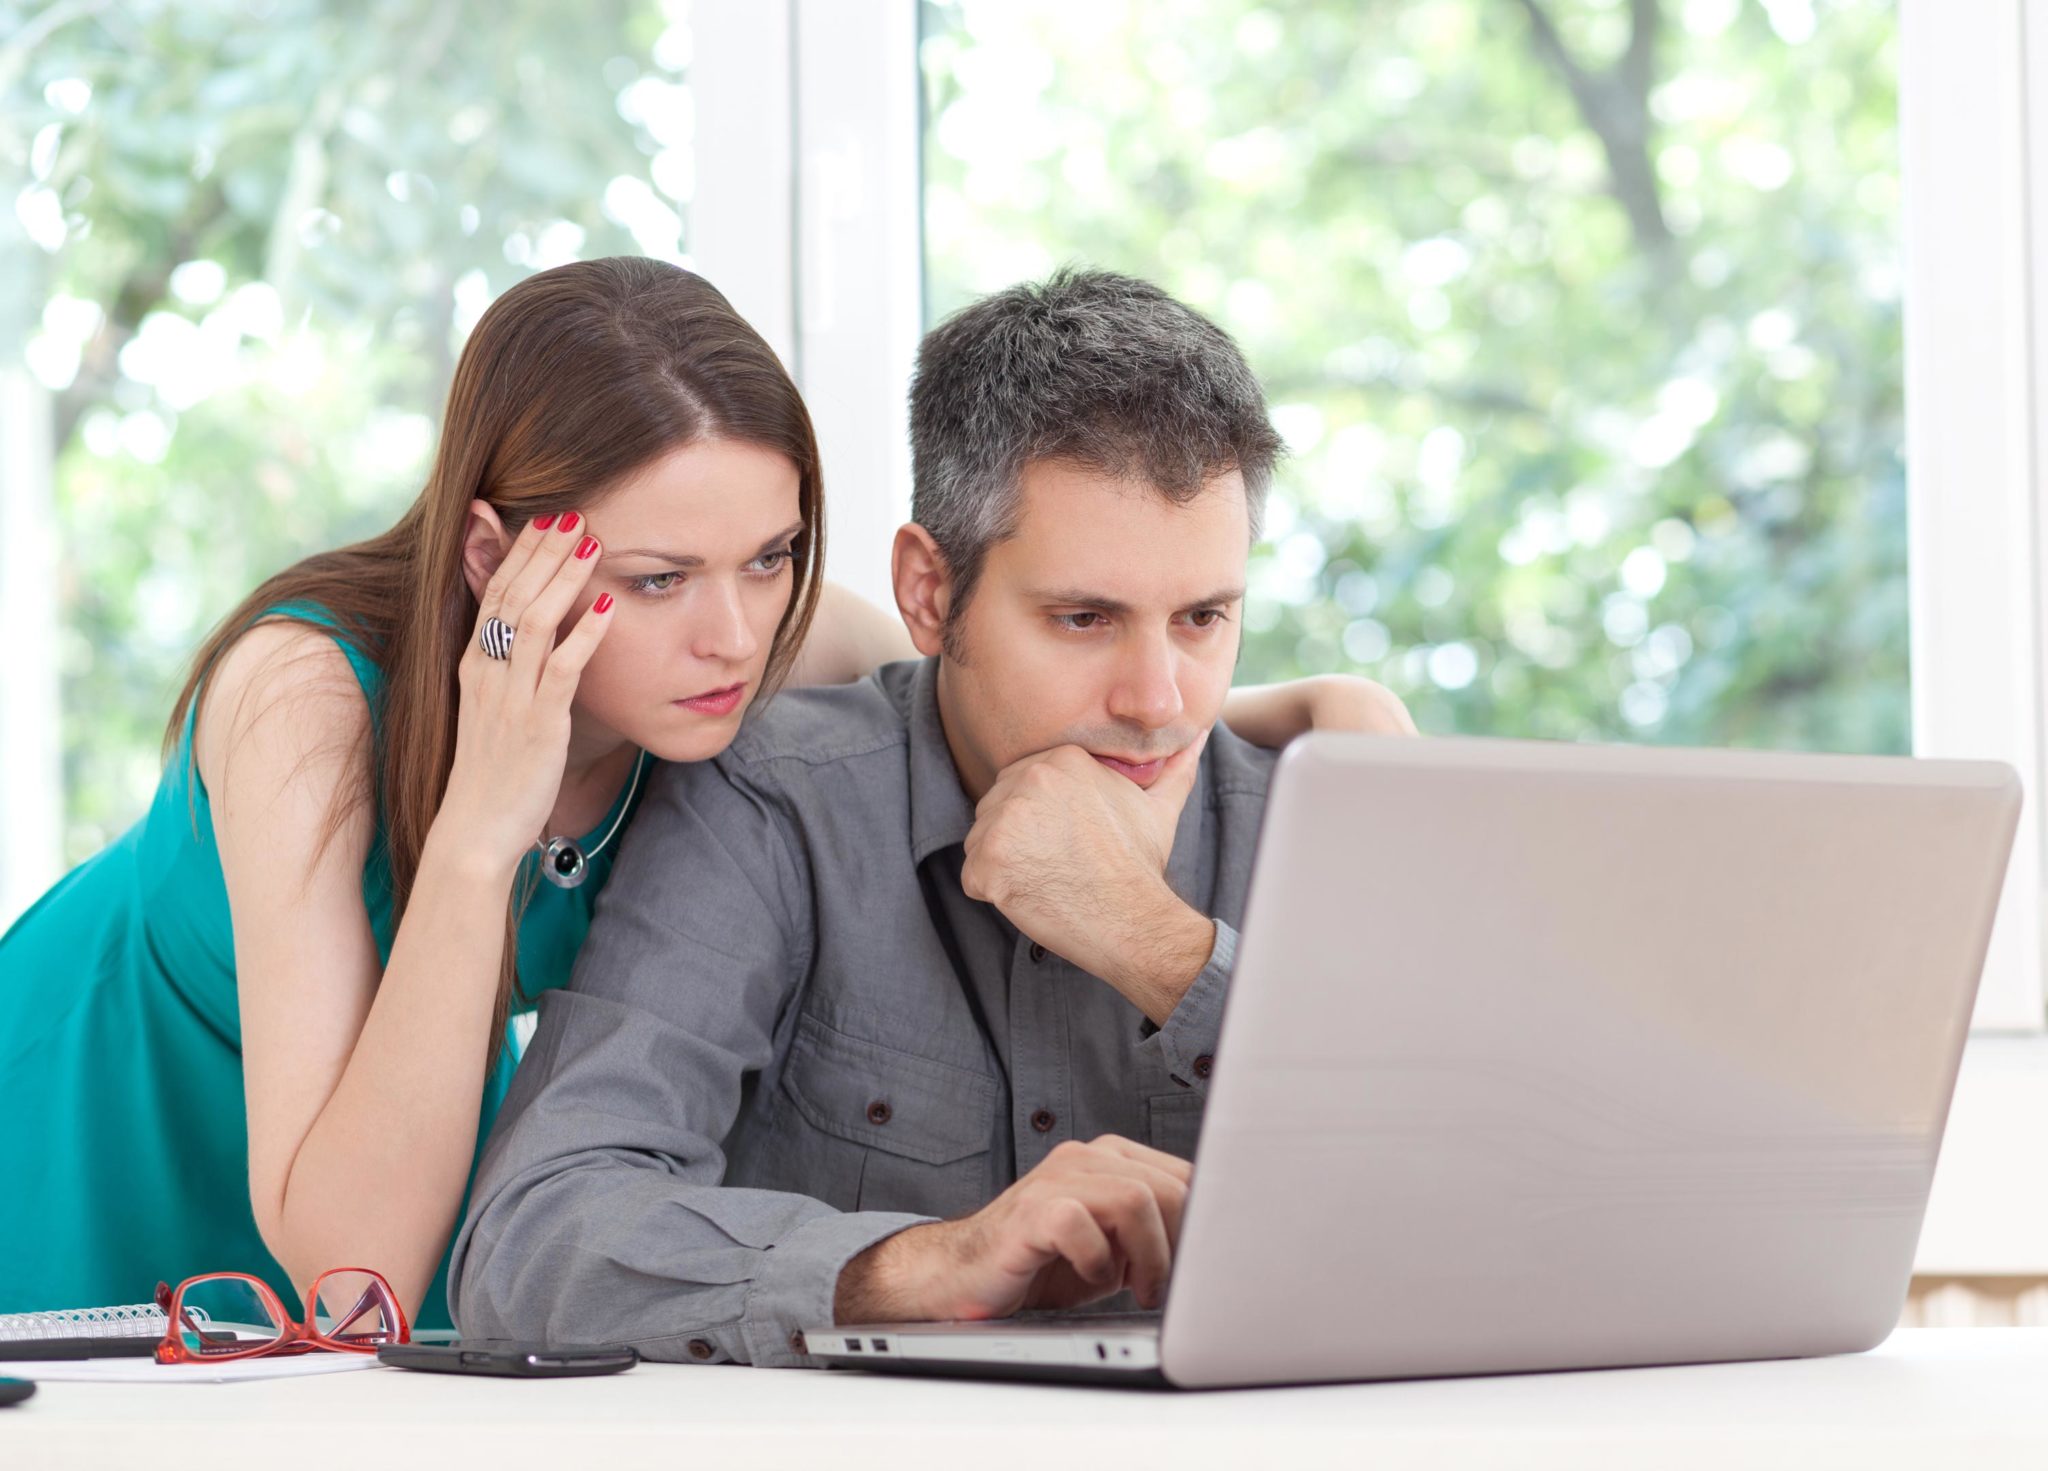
[451, 268, 1323, 1364]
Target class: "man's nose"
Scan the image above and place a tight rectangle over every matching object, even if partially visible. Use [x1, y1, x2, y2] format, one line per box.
[1106, 630, 1185, 731]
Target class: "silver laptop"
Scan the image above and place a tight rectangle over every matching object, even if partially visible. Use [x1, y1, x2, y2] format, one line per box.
[808, 734, 2020, 1389]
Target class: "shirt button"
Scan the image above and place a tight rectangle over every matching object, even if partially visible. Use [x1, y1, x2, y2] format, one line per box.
[1030, 1108, 1057, 1133]
[1193, 1055, 1214, 1079]
[686, 1339, 715, 1361]
[866, 1100, 893, 1126]
[1029, 942, 1047, 963]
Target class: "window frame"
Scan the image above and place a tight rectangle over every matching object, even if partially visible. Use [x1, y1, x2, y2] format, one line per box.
[1901, 0, 2048, 1272]
[1, 0, 2039, 1263]
[0, 364, 63, 928]
[691, 0, 2048, 1271]
[1900, 0, 2046, 1035]
[707, 0, 2048, 1032]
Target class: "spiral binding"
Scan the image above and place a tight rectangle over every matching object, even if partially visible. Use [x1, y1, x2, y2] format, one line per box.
[0, 1302, 212, 1342]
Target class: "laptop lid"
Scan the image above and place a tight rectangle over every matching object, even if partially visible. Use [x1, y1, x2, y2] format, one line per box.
[1160, 735, 2019, 1389]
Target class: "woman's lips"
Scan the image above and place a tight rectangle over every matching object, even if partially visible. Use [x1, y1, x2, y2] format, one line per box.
[675, 683, 747, 717]
[1092, 753, 1167, 786]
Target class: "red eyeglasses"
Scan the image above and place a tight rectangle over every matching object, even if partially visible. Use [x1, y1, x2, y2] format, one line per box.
[154, 1268, 410, 1364]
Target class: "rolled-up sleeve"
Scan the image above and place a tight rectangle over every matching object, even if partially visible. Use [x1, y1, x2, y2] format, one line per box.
[447, 758, 933, 1366]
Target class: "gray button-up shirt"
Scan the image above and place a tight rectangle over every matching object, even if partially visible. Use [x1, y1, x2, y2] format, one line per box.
[449, 657, 1276, 1365]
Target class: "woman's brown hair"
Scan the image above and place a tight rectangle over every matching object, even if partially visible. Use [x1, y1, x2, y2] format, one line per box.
[165, 257, 827, 1057]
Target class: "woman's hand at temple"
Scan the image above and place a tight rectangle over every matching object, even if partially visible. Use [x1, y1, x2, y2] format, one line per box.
[440, 511, 617, 879]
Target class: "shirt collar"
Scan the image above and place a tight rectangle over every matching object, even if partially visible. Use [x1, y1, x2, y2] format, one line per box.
[907, 657, 978, 865]
[1163, 737, 1212, 906]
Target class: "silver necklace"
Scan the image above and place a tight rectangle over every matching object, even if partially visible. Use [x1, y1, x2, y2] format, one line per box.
[535, 748, 648, 890]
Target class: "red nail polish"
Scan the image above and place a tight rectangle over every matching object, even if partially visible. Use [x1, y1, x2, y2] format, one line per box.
[558, 511, 580, 533]
[532, 513, 556, 531]
[593, 593, 613, 614]
[575, 536, 598, 560]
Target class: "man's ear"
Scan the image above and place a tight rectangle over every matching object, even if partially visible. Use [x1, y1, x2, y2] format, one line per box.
[461, 499, 514, 602]
[891, 523, 953, 659]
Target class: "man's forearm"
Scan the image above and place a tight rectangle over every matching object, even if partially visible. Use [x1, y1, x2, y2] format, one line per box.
[454, 1154, 932, 1365]
[834, 1221, 960, 1323]
[1103, 892, 1219, 1026]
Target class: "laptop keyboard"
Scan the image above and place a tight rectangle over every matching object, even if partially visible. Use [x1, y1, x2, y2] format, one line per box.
[1008, 1309, 1164, 1330]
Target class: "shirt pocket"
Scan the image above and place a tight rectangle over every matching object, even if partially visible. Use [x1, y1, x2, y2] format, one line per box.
[1146, 1092, 1206, 1163]
[781, 1013, 999, 1219]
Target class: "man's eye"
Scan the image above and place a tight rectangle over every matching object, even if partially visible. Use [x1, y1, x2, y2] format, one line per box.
[1055, 612, 1105, 631]
[1187, 609, 1227, 628]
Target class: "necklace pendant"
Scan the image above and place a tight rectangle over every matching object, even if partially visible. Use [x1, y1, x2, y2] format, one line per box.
[540, 836, 589, 889]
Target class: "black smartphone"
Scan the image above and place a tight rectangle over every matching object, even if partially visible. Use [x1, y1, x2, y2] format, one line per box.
[377, 1340, 638, 1377]
[0, 1377, 36, 1406]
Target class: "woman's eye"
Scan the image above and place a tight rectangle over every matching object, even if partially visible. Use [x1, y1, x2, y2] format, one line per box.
[751, 549, 793, 575]
[629, 572, 684, 596]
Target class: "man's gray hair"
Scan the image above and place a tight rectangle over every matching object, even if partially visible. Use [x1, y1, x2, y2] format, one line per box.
[908, 267, 1282, 619]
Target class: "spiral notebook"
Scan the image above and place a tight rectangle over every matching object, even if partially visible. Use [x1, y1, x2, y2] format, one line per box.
[0, 1301, 210, 1360]
[0, 1301, 382, 1381]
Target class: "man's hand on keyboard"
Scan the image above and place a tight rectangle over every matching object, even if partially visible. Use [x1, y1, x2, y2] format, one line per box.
[834, 1135, 1191, 1323]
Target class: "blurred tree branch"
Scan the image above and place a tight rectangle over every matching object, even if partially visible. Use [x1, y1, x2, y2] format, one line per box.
[1513, 0, 1672, 256]
[0, 0, 110, 94]
[1268, 365, 1546, 419]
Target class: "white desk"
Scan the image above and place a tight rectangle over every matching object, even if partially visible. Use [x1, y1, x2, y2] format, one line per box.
[9, 1328, 2048, 1470]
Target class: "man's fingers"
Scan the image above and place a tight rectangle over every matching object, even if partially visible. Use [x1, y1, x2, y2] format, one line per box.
[972, 748, 1057, 819]
[1082, 1133, 1194, 1185]
[1030, 1198, 1119, 1290]
[1020, 1177, 1172, 1307]
[1031, 1140, 1190, 1288]
[1080, 1178, 1173, 1308]
[1055, 1139, 1190, 1242]
[1145, 730, 1209, 818]
[959, 851, 989, 903]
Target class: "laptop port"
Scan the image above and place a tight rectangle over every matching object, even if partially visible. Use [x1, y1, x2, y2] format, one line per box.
[1096, 1343, 1108, 1360]
[843, 1338, 863, 1352]
[871, 1338, 890, 1352]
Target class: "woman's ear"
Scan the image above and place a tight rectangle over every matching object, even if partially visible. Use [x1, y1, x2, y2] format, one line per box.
[461, 500, 513, 601]
[891, 523, 953, 659]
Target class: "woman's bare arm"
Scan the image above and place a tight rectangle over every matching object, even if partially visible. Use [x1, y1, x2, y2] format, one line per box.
[211, 516, 618, 1319]
[785, 581, 917, 687]
[1220, 673, 1420, 748]
[205, 625, 513, 1318]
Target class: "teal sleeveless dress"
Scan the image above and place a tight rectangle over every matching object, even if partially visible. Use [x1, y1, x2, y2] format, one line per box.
[0, 608, 644, 1328]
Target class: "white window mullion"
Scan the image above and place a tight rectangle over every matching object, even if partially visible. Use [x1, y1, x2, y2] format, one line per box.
[688, 0, 922, 617]
[789, 0, 924, 616]
[1900, 0, 2046, 1033]
[0, 361, 63, 930]
[687, 0, 798, 370]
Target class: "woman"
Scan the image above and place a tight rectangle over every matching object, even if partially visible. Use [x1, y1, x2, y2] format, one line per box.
[0, 257, 1411, 1329]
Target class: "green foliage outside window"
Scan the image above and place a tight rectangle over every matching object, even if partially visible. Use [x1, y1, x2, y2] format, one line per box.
[922, 0, 1907, 753]
[4, 0, 1905, 867]
[3, 0, 689, 861]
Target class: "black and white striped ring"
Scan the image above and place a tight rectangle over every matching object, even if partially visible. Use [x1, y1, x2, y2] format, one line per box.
[478, 616, 515, 660]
